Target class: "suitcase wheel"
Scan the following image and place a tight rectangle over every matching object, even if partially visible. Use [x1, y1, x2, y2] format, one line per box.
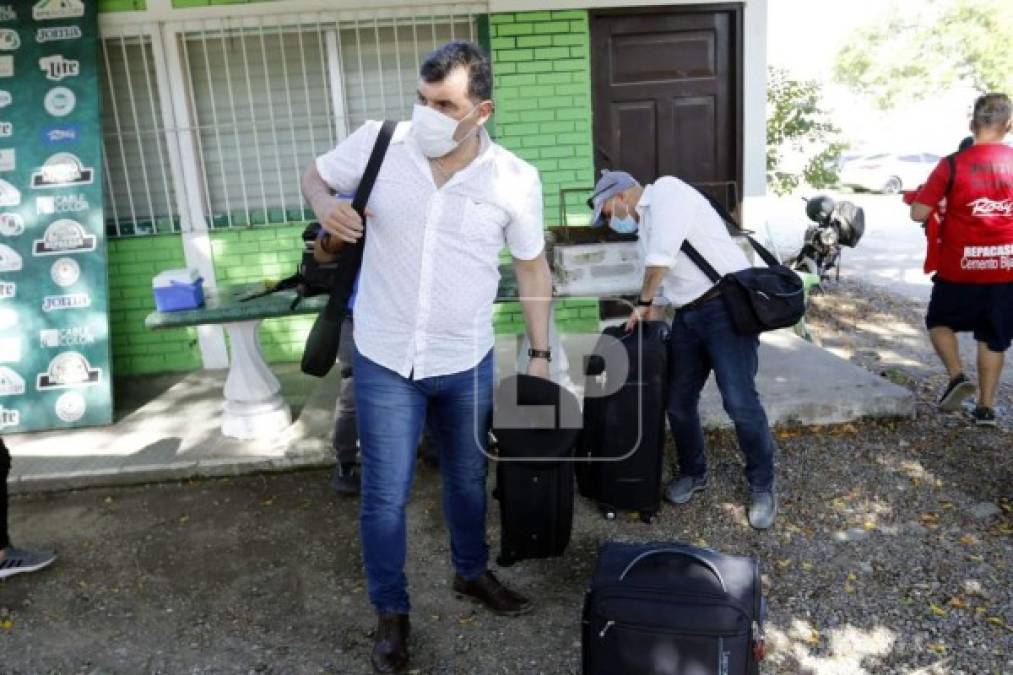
[638, 511, 656, 524]
[602, 509, 616, 521]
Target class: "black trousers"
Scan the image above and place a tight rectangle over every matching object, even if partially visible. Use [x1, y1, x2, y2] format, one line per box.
[1, 437, 9, 549]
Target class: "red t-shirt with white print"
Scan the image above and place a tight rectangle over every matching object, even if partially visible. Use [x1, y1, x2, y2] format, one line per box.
[915, 143, 1013, 283]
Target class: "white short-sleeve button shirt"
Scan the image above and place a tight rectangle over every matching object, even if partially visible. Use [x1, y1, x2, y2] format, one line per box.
[636, 176, 751, 307]
[315, 120, 545, 379]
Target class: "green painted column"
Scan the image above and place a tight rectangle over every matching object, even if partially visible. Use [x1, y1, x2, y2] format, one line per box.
[489, 10, 599, 336]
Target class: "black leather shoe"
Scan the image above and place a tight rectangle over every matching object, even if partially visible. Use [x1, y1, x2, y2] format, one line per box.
[370, 613, 409, 674]
[453, 571, 533, 616]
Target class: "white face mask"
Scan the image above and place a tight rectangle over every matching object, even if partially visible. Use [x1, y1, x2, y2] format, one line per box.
[411, 103, 478, 158]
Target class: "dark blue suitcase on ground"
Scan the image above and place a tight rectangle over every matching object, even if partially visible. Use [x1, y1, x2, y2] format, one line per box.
[582, 541, 766, 675]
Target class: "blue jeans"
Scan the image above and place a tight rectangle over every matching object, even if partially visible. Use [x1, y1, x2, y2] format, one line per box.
[353, 349, 494, 614]
[667, 299, 775, 491]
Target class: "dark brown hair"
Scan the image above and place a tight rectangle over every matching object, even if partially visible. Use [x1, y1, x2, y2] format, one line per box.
[972, 93, 1011, 131]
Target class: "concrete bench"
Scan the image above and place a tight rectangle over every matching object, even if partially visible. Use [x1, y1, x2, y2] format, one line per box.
[146, 283, 329, 440]
[146, 267, 524, 441]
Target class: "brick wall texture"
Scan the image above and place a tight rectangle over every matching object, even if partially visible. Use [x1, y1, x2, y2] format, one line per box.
[489, 10, 595, 226]
[489, 10, 599, 336]
[108, 236, 201, 374]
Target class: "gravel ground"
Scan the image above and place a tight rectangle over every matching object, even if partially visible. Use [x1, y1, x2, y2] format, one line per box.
[1, 281, 1010, 674]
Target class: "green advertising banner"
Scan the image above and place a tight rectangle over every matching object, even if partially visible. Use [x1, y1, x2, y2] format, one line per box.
[0, 0, 112, 433]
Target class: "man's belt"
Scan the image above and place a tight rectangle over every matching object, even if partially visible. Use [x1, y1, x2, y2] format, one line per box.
[678, 285, 723, 312]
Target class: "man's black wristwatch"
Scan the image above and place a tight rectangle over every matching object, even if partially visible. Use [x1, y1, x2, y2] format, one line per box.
[636, 297, 653, 307]
[528, 348, 552, 362]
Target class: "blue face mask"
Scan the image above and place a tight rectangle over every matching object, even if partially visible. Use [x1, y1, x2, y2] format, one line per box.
[608, 201, 638, 234]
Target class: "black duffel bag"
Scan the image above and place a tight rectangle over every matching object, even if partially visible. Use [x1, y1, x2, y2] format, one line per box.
[678, 190, 805, 334]
[682, 237, 805, 334]
[244, 121, 395, 377]
[300, 120, 394, 376]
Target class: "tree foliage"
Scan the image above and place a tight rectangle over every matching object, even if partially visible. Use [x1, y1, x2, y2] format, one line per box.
[766, 67, 845, 196]
[834, 0, 1013, 109]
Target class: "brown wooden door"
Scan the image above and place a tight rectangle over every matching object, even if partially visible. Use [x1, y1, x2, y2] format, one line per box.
[590, 5, 742, 210]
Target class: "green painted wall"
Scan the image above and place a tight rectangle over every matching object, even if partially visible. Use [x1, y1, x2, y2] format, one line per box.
[172, 0, 281, 7]
[210, 225, 315, 363]
[489, 10, 598, 336]
[108, 235, 201, 375]
[98, 0, 146, 11]
[108, 225, 311, 376]
[489, 10, 595, 226]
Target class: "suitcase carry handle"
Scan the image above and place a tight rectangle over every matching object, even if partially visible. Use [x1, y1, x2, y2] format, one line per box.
[619, 548, 726, 592]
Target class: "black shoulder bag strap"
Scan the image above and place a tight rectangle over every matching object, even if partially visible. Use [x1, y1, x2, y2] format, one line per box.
[943, 152, 959, 199]
[301, 120, 394, 377]
[928, 150, 962, 238]
[321, 120, 396, 323]
[680, 188, 783, 284]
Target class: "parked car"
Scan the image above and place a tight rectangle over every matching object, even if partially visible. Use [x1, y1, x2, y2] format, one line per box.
[839, 152, 941, 194]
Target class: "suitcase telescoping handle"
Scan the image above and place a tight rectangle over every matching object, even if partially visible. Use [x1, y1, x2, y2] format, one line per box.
[619, 548, 726, 592]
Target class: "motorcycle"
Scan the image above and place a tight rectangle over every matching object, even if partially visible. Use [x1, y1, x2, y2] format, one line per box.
[789, 194, 866, 290]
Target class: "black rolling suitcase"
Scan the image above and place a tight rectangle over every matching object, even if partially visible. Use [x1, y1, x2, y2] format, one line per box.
[577, 321, 669, 521]
[492, 374, 582, 566]
[582, 541, 766, 675]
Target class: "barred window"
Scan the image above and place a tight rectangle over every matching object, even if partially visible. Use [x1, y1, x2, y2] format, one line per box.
[99, 5, 483, 237]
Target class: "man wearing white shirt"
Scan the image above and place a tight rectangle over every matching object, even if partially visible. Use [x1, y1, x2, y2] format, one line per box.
[301, 41, 551, 673]
[589, 170, 777, 531]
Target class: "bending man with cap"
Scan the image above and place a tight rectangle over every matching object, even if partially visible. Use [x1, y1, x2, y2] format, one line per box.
[589, 171, 778, 529]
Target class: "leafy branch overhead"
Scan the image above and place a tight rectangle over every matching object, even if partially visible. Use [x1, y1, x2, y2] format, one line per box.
[833, 0, 1013, 109]
[766, 67, 844, 196]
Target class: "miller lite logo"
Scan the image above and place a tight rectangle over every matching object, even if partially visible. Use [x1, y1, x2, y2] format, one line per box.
[39, 55, 80, 81]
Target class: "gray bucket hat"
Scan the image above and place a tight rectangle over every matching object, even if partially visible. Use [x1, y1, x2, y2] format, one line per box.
[587, 169, 639, 227]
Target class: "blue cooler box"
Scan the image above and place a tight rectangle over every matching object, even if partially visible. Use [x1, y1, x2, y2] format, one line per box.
[153, 268, 205, 312]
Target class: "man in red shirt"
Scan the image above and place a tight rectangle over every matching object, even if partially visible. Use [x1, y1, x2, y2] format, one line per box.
[910, 93, 1013, 426]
